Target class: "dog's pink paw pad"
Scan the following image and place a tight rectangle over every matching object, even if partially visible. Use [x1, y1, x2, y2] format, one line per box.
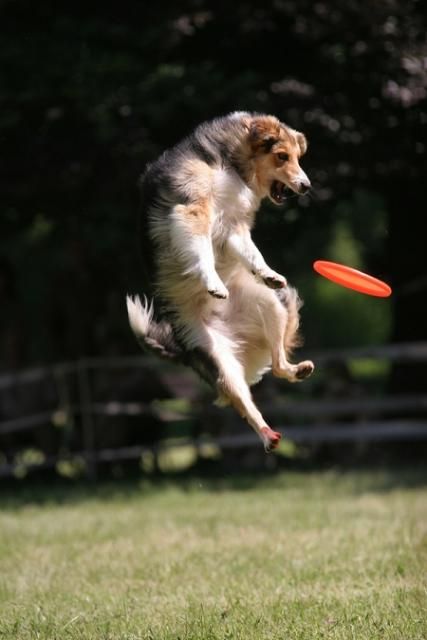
[261, 427, 282, 453]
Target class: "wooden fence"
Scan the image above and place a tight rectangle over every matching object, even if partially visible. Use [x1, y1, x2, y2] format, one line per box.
[1, 342, 426, 478]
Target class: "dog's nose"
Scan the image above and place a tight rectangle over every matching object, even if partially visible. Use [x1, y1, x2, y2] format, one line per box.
[299, 180, 311, 195]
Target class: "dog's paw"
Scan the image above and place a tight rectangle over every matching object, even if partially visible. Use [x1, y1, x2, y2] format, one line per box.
[206, 274, 229, 299]
[261, 426, 282, 453]
[273, 360, 315, 382]
[208, 285, 229, 299]
[295, 360, 315, 380]
[260, 270, 287, 290]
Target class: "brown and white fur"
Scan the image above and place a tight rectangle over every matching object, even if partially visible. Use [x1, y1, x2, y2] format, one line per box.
[127, 111, 314, 452]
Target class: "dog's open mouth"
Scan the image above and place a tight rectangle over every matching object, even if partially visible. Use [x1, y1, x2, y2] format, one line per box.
[270, 180, 288, 204]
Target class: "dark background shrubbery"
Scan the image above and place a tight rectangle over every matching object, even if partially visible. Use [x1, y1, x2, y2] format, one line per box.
[1, 1, 426, 382]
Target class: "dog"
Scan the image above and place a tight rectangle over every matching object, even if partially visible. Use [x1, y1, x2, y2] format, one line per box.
[127, 111, 314, 452]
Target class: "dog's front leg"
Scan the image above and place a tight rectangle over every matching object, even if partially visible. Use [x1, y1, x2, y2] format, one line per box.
[171, 203, 228, 298]
[227, 228, 287, 289]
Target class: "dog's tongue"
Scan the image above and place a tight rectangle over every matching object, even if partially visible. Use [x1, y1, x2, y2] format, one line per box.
[271, 180, 287, 204]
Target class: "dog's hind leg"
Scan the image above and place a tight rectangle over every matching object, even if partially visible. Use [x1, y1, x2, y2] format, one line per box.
[190, 324, 281, 452]
[218, 370, 282, 453]
[262, 291, 314, 383]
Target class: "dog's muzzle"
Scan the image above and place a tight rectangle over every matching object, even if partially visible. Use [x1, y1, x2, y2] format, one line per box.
[270, 177, 311, 203]
[298, 179, 311, 195]
[270, 180, 288, 204]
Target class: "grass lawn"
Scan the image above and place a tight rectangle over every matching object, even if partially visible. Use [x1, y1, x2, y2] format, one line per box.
[0, 469, 426, 639]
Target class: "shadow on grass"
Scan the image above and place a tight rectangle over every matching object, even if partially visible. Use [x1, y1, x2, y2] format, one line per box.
[1, 457, 427, 510]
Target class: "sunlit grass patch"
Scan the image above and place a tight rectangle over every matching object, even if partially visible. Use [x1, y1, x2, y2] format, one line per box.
[0, 469, 426, 639]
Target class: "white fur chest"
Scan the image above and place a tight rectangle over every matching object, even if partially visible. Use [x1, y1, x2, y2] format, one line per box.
[212, 168, 259, 234]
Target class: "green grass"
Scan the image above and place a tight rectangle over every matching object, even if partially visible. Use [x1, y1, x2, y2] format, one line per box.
[1, 469, 426, 639]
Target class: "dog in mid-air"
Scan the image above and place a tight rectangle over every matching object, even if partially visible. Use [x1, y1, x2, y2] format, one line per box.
[127, 111, 314, 452]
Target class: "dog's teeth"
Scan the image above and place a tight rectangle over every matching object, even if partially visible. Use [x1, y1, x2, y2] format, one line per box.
[271, 180, 286, 203]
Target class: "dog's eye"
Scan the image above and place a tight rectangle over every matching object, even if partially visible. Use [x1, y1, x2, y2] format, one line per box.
[277, 152, 289, 162]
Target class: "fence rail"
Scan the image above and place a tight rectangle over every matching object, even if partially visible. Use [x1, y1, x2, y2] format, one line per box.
[1, 342, 427, 478]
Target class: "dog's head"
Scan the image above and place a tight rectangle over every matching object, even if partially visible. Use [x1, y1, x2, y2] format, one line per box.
[248, 115, 310, 204]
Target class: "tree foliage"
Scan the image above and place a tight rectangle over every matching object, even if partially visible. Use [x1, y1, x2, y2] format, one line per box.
[1, 1, 426, 382]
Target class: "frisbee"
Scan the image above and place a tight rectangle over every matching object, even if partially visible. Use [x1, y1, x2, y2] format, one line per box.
[313, 260, 392, 297]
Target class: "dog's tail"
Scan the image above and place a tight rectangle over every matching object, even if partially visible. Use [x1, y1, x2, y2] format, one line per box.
[126, 295, 183, 361]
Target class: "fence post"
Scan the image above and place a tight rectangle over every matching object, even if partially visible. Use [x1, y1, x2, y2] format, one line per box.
[77, 359, 97, 480]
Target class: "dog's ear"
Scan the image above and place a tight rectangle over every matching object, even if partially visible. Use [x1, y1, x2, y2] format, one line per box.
[296, 132, 308, 156]
[249, 117, 281, 153]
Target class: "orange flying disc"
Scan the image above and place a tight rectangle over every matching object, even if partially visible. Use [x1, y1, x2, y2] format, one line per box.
[313, 260, 392, 297]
